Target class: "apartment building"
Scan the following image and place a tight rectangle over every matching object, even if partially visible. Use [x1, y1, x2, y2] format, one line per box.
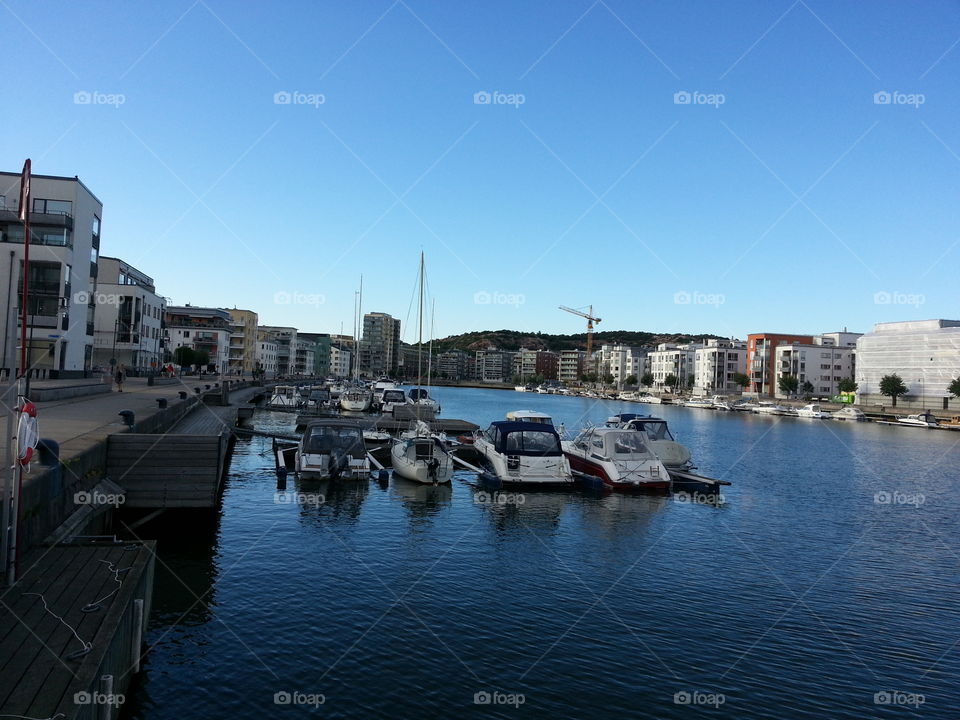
[298, 333, 331, 377]
[559, 349, 586, 384]
[598, 345, 647, 387]
[693, 339, 747, 395]
[258, 326, 297, 376]
[649, 343, 701, 389]
[476, 349, 514, 383]
[92, 257, 166, 372]
[746, 332, 815, 396]
[774, 343, 855, 398]
[166, 305, 231, 373]
[0, 171, 103, 377]
[360, 312, 400, 377]
[226, 308, 258, 374]
[437, 349, 470, 380]
[330, 344, 351, 377]
[255, 337, 278, 377]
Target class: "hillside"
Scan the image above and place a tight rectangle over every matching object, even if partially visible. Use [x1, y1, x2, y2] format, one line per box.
[429, 329, 726, 353]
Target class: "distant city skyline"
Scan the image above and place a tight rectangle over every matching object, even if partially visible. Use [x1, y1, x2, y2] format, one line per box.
[2, 1, 958, 341]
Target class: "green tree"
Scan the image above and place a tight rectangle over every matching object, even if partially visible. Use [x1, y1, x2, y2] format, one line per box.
[879, 374, 908, 407]
[732, 372, 750, 390]
[778, 375, 799, 395]
[581, 372, 598, 383]
[602, 373, 615, 385]
[640, 372, 654, 388]
[625, 374, 638, 386]
[838, 378, 858, 393]
[173, 346, 196, 367]
[664, 374, 678, 390]
[194, 349, 211, 367]
[948, 376, 960, 399]
[801, 380, 815, 395]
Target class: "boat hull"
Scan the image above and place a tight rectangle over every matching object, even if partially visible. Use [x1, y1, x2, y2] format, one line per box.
[565, 453, 670, 492]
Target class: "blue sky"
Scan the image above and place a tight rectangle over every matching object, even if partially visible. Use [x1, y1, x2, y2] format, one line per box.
[2, 0, 958, 342]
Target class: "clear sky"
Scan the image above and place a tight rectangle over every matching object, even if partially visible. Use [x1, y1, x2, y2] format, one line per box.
[2, 0, 958, 343]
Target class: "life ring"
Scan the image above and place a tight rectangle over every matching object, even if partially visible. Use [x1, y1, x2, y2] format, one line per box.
[17, 400, 39, 470]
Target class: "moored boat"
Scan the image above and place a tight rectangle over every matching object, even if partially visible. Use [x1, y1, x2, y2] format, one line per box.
[269, 385, 303, 409]
[563, 427, 670, 491]
[340, 387, 372, 412]
[832, 406, 866, 421]
[296, 419, 371, 480]
[796, 403, 831, 419]
[473, 420, 574, 488]
[897, 412, 939, 428]
[390, 420, 453, 484]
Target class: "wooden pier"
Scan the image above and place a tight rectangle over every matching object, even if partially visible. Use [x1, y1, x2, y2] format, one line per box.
[0, 541, 155, 720]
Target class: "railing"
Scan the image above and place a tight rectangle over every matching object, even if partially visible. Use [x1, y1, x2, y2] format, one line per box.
[0, 207, 74, 229]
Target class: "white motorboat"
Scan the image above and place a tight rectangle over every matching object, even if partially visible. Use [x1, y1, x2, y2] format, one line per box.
[505, 410, 554, 425]
[269, 385, 303, 409]
[408, 387, 440, 414]
[391, 420, 453, 484]
[381, 389, 410, 415]
[297, 419, 371, 480]
[636, 394, 662, 404]
[340, 387, 372, 412]
[611, 414, 694, 472]
[473, 420, 574, 488]
[796, 403, 831, 419]
[710, 396, 732, 411]
[754, 401, 787, 415]
[684, 397, 714, 409]
[371, 379, 400, 409]
[832, 406, 866, 421]
[732, 399, 758, 412]
[619, 391, 639, 401]
[305, 387, 332, 411]
[514, 385, 528, 392]
[897, 412, 939, 428]
[562, 427, 670, 491]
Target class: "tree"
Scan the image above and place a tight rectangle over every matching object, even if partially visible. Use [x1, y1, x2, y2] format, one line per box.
[948, 376, 960, 400]
[640, 372, 654, 388]
[194, 349, 210, 367]
[732, 372, 750, 390]
[801, 380, 815, 395]
[879, 374, 908, 407]
[838, 378, 858, 393]
[173, 346, 196, 367]
[625, 375, 638, 386]
[581, 372, 598, 383]
[778, 375, 799, 395]
[602, 373, 615, 386]
[664, 374, 678, 391]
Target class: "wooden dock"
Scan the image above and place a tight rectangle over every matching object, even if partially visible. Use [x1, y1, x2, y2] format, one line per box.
[0, 541, 155, 720]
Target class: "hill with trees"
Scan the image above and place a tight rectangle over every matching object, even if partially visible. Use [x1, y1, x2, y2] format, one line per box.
[429, 329, 726, 353]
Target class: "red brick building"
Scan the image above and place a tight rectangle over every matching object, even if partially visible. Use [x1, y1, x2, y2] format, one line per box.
[746, 332, 814, 396]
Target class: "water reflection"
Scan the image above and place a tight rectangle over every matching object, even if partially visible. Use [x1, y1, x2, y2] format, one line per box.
[468, 484, 574, 535]
[390, 476, 453, 525]
[292, 476, 370, 525]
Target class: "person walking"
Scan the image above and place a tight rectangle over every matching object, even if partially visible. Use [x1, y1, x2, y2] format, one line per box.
[116, 363, 126, 392]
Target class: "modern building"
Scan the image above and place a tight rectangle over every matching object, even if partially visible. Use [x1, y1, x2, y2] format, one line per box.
[258, 326, 297, 376]
[475, 349, 514, 383]
[360, 312, 400, 377]
[0, 171, 103, 377]
[598, 345, 647, 387]
[226, 308, 258, 375]
[330, 344, 351, 378]
[855, 320, 960, 409]
[92, 257, 166, 372]
[165, 305, 232, 374]
[649, 343, 701, 390]
[693, 339, 747, 395]
[293, 337, 316, 376]
[746, 333, 815, 396]
[536, 350, 559, 381]
[298, 332, 331, 377]
[559, 349, 587, 385]
[437, 349, 470, 380]
[255, 337, 278, 377]
[773, 342, 855, 399]
[512, 348, 538, 381]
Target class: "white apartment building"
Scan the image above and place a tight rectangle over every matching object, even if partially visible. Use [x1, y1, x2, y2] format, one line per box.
[649, 343, 701, 390]
[166, 305, 231, 374]
[598, 345, 647, 387]
[856, 319, 960, 409]
[330, 344, 351, 377]
[256, 338, 278, 376]
[476, 350, 514, 383]
[293, 338, 315, 376]
[513, 348, 538, 380]
[559, 349, 586, 384]
[259, 326, 297, 376]
[774, 343, 855, 398]
[92, 257, 166, 372]
[693, 339, 747, 395]
[0, 171, 103, 377]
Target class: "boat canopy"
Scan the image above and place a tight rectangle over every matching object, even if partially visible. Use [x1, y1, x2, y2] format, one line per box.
[382, 390, 407, 403]
[409, 388, 430, 400]
[577, 429, 654, 458]
[505, 410, 553, 424]
[622, 417, 675, 441]
[606, 413, 649, 426]
[302, 421, 366, 457]
[485, 421, 562, 456]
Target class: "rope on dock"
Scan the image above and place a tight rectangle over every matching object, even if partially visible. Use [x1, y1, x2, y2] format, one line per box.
[21, 592, 92, 660]
[82, 560, 133, 612]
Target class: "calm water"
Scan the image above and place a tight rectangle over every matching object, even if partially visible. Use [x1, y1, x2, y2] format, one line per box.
[126, 388, 959, 719]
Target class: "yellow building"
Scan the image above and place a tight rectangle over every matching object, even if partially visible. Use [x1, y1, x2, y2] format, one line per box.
[226, 308, 258, 374]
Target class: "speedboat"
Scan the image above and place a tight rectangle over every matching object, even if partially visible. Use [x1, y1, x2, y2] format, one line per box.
[619, 391, 639, 401]
[390, 420, 453, 484]
[371, 379, 399, 409]
[381, 389, 410, 415]
[732, 400, 758, 412]
[514, 385, 528, 392]
[613, 415, 694, 472]
[710, 396, 732, 411]
[897, 412, 939, 428]
[340, 387, 372, 412]
[796, 403, 831, 419]
[408, 387, 440, 413]
[636, 394, 662, 404]
[563, 427, 670, 491]
[473, 420, 574, 488]
[832, 406, 866, 421]
[505, 410, 554, 425]
[684, 397, 714, 409]
[754, 401, 787, 415]
[269, 385, 303, 409]
[297, 419, 371, 480]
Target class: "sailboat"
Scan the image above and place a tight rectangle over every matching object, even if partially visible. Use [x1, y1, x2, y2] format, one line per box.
[340, 277, 372, 412]
[407, 298, 440, 415]
[390, 253, 453, 484]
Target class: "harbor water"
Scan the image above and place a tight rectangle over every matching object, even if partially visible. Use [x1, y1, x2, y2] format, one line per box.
[125, 387, 960, 719]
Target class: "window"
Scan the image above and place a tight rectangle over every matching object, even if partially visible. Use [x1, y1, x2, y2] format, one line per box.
[32, 198, 72, 215]
[92, 215, 100, 236]
[18, 261, 62, 316]
[90, 247, 98, 264]
[183, 331, 190, 338]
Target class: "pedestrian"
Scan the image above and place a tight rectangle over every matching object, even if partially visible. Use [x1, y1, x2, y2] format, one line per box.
[116, 363, 126, 392]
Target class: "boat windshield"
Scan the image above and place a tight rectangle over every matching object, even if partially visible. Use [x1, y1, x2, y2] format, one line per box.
[606, 432, 651, 457]
[383, 390, 406, 403]
[499, 429, 561, 456]
[303, 425, 364, 455]
[628, 420, 673, 441]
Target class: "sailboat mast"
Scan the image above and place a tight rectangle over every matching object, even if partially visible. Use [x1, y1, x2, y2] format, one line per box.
[427, 297, 434, 388]
[417, 252, 424, 388]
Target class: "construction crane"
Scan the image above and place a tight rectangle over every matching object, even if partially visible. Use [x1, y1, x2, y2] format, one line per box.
[559, 305, 602, 358]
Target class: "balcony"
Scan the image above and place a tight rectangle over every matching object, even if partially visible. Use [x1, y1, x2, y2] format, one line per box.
[0, 207, 74, 230]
